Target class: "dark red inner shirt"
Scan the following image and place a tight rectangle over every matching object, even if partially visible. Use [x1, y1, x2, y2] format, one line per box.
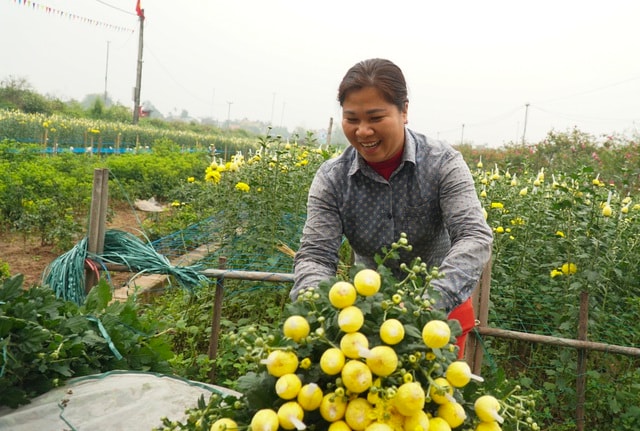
[366, 147, 404, 180]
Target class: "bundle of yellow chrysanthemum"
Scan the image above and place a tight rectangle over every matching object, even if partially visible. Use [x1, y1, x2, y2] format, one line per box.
[156, 236, 538, 431]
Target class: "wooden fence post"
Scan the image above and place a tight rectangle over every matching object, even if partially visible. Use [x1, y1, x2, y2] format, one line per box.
[466, 254, 492, 374]
[208, 256, 227, 383]
[85, 168, 109, 293]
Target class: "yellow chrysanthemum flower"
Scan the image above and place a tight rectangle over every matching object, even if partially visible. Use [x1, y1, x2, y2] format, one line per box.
[235, 182, 250, 192]
[561, 263, 577, 275]
[205, 169, 221, 184]
[510, 217, 525, 226]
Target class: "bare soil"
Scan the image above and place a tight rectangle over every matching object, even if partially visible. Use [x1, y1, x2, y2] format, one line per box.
[0, 203, 146, 287]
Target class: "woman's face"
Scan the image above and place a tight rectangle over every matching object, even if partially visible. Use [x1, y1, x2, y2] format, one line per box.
[341, 86, 407, 163]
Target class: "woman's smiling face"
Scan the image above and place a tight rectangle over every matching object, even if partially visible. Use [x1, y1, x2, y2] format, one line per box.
[341, 86, 408, 164]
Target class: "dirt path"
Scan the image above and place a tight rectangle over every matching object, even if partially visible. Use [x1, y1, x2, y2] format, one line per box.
[0, 203, 147, 287]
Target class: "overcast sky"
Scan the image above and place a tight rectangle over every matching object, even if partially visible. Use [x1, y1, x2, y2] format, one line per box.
[2, 0, 639, 147]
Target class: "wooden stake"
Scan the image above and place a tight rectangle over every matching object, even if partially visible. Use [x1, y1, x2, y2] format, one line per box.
[576, 291, 589, 431]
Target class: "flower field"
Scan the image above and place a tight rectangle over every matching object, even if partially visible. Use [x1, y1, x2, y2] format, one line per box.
[0, 109, 255, 154]
[1, 125, 639, 429]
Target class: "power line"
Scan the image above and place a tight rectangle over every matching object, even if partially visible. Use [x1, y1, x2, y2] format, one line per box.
[436, 105, 524, 135]
[534, 75, 640, 105]
[144, 44, 213, 109]
[94, 0, 136, 16]
[530, 105, 637, 123]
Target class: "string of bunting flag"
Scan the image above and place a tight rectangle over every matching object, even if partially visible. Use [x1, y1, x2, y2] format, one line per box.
[9, 0, 135, 33]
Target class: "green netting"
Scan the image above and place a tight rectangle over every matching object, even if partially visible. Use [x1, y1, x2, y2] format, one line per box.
[150, 211, 305, 290]
[152, 212, 306, 294]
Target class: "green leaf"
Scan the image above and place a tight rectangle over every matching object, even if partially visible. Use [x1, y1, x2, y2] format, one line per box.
[82, 280, 112, 312]
[0, 275, 25, 302]
[236, 371, 277, 410]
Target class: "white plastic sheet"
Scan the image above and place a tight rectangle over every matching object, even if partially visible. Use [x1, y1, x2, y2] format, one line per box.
[0, 371, 240, 431]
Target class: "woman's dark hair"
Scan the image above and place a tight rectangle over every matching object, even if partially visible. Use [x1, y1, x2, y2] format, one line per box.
[337, 58, 408, 111]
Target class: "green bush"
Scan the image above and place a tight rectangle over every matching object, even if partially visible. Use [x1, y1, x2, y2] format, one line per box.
[0, 276, 175, 408]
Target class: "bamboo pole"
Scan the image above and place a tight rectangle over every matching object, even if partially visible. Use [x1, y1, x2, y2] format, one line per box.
[201, 268, 294, 283]
[476, 326, 640, 357]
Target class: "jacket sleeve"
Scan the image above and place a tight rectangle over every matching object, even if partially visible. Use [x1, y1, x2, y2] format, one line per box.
[429, 151, 493, 312]
[291, 167, 344, 299]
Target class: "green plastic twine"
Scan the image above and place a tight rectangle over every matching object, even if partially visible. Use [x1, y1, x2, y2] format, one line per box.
[95, 229, 209, 290]
[85, 315, 123, 361]
[42, 237, 88, 305]
[0, 340, 7, 378]
[42, 229, 209, 307]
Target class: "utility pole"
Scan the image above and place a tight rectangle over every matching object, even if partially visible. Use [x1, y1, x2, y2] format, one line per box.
[104, 41, 110, 104]
[280, 102, 286, 129]
[211, 88, 215, 122]
[226, 101, 233, 129]
[270, 92, 276, 126]
[326, 117, 333, 147]
[460, 123, 465, 146]
[521, 103, 530, 144]
[132, 9, 145, 124]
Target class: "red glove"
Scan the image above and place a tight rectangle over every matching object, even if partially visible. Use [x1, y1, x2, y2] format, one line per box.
[448, 297, 475, 358]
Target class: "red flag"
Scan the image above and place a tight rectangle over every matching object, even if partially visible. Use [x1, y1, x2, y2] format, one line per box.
[135, 0, 144, 19]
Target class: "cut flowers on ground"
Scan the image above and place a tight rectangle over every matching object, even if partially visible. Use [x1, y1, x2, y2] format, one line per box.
[156, 235, 538, 431]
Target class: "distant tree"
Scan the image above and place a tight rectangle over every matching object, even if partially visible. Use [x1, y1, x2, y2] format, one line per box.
[80, 94, 104, 110]
[59, 99, 86, 118]
[90, 98, 105, 118]
[104, 104, 132, 123]
[48, 97, 69, 114]
[0, 76, 52, 114]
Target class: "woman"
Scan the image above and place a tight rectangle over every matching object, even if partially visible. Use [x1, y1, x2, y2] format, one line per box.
[292, 58, 493, 357]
